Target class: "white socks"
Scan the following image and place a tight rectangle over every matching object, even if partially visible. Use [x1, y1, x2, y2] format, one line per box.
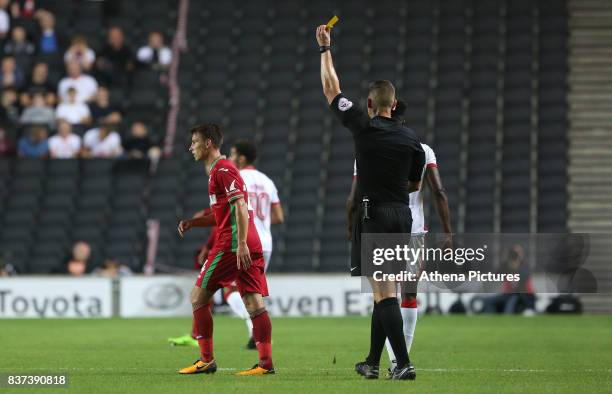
[385, 307, 418, 369]
[226, 290, 253, 337]
[401, 307, 418, 353]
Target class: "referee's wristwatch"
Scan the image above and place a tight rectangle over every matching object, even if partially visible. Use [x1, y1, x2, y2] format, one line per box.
[319, 45, 331, 53]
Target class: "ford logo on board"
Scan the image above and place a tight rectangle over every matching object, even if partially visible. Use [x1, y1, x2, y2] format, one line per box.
[144, 284, 183, 310]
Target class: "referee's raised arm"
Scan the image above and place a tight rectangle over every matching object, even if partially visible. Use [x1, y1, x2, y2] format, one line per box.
[316, 25, 340, 104]
[317, 26, 370, 135]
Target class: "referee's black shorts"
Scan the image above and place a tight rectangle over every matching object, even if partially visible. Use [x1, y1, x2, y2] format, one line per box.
[350, 203, 412, 277]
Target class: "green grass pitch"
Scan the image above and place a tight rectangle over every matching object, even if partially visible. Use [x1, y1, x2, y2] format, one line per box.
[1, 315, 611, 393]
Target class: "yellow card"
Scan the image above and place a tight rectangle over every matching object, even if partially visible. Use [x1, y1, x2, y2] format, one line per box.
[326, 15, 339, 28]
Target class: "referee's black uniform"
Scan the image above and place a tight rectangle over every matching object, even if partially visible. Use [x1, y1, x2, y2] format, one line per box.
[330, 93, 425, 277]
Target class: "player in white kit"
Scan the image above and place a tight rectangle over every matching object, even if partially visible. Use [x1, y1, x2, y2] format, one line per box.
[349, 143, 452, 372]
[230, 140, 284, 271]
[225, 140, 284, 348]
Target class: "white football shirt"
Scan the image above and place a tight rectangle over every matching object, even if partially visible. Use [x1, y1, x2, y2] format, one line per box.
[409, 143, 437, 234]
[240, 166, 280, 252]
[353, 143, 437, 234]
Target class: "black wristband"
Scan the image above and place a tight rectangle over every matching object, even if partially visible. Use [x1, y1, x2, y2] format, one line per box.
[319, 45, 331, 53]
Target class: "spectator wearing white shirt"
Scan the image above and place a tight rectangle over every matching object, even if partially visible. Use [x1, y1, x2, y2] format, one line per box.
[82, 123, 122, 158]
[0, 0, 9, 40]
[58, 60, 98, 103]
[55, 87, 91, 126]
[137, 31, 171, 71]
[64, 35, 96, 71]
[49, 120, 81, 159]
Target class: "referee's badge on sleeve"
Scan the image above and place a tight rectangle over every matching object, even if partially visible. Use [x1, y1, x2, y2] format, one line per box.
[338, 97, 353, 111]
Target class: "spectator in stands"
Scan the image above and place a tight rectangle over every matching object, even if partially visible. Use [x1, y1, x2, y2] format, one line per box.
[55, 87, 91, 126]
[20, 91, 55, 128]
[88, 86, 121, 125]
[137, 31, 171, 71]
[0, 0, 9, 40]
[10, 0, 35, 19]
[95, 26, 134, 86]
[64, 35, 96, 71]
[35, 9, 63, 55]
[58, 60, 98, 103]
[17, 125, 48, 157]
[1, 87, 20, 126]
[48, 119, 81, 158]
[0, 124, 16, 156]
[16, 91, 32, 115]
[92, 258, 132, 278]
[0, 262, 17, 276]
[27, 62, 57, 105]
[82, 122, 122, 158]
[3, 25, 35, 73]
[64, 241, 91, 276]
[484, 244, 536, 315]
[122, 121, 156, 159]
[0, 56, 25, 89]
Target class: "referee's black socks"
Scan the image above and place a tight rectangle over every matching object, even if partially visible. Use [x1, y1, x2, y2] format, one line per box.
[365, 301, 385, 366]
[365, 297, 410, 368]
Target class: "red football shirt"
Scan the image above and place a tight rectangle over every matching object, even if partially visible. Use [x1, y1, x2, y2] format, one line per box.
[208, 156, 263, 254]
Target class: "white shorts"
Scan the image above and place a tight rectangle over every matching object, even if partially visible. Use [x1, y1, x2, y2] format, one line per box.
[396, 233, 425, 294]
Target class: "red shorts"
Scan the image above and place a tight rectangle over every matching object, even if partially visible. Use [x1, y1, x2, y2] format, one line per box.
[195, 249, 269, 297]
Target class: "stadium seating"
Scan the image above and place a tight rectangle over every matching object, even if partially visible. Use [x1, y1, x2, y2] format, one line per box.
[0, 0, 570, 274]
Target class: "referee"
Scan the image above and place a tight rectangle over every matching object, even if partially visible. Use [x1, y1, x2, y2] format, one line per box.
[316, 25, 425, 380]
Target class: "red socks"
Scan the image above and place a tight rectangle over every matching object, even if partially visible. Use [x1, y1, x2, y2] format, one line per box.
[193, 303, 272, 369]
[193, 304, 214, 362]
[251, 310, 273, 369]
[191, 318, 197, 339]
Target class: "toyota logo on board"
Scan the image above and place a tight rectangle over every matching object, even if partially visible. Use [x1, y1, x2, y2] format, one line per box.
[143, 284, 183, 310]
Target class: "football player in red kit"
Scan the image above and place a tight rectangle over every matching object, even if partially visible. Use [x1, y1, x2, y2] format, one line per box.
[176, 123, 274, 376]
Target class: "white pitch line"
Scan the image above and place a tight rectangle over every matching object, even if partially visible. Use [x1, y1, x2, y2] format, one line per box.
[0, 367, 610, 374]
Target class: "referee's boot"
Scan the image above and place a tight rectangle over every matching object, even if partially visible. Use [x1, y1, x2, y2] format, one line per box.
[355, 361, 379, 379]
[178, 359, 217, 374]
[389, 363, 416, 380]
